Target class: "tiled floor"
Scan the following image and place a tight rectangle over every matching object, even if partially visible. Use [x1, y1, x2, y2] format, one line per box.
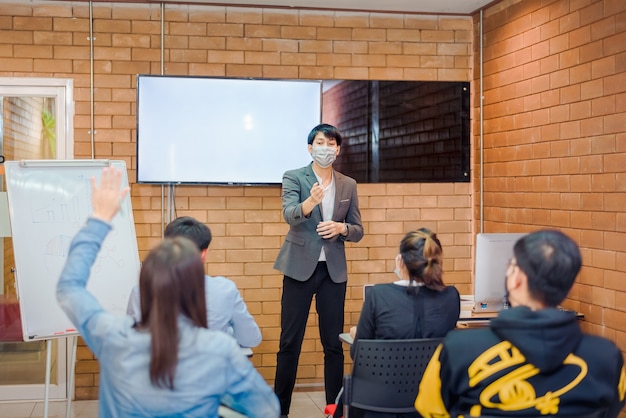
[0, 390, 329, 418]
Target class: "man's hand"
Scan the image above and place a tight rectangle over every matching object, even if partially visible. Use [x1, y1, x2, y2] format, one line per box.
[309, 181, 325, 205]
[91, 166, 130, 222]
[317, 221, 345, 239]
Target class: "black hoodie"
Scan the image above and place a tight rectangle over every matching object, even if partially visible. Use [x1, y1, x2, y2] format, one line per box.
[415, 306, 625, 418]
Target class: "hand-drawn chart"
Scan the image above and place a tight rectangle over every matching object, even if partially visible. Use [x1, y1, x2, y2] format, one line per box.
[5, 160, 140, 341]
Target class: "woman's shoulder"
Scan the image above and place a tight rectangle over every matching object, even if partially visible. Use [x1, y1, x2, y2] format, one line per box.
[442, 285, 460, 297]
[421, 285, 460, 304]
[365, 282, 414, 302]
[370, 282, 403, 294]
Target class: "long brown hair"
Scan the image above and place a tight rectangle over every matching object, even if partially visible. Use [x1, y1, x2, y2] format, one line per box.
[399, 227, 445, 293]
[138, 237, 208, 389]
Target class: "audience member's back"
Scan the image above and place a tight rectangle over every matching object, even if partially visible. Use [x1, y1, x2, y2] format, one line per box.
[350, 228, 460, 418]
[57, 168, 278, 417]
[96, 320, 262, 416]
[126, 216, 261, 348]
[415, 229, 626, 418]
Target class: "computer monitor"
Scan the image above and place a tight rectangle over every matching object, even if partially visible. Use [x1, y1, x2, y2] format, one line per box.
[473, 233, 527, 312]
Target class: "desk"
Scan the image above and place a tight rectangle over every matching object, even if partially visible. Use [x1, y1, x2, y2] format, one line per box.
[457, 295, 584, 327]
[339, 332, 353, 345]
[457, 310, 497, 327]
[457, 295, 496, 327]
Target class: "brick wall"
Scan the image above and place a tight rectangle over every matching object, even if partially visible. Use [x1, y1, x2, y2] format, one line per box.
[2, 96, 48, 296]
[475, 0, 626, 408]
[0, 0, 473, 399]
[476, 0, 626, 334]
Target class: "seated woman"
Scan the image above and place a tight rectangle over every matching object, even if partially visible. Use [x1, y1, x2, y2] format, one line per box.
[56, 166, 279, 418]
[348, 228, 460, 418]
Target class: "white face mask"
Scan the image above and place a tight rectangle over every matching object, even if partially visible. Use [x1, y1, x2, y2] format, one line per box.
[311, 145, 337, 168]
[394, 254, 404, 280]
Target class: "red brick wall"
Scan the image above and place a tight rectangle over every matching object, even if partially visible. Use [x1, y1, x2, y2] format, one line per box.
[0, 1, 473, 399]
[2, 96, 47, 296]
[475, 1, 626, 415]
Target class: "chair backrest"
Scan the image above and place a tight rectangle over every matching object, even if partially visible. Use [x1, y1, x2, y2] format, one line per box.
[348, 338, 442, 413]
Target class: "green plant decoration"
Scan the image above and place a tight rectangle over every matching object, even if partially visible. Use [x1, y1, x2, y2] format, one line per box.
[41, 108, 56, 158]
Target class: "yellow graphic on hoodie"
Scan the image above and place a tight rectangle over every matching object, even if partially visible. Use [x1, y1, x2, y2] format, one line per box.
[467, 341, 588, 415]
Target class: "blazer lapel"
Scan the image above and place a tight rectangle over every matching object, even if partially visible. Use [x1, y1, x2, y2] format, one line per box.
[332, 170, 345, 220]
[304, 164, 323, 220]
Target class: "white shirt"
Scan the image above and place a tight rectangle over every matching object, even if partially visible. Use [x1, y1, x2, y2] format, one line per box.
[314, 171, 336, 261]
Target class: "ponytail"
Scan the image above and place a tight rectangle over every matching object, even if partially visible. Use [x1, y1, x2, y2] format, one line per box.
[399, 228, 445, 292]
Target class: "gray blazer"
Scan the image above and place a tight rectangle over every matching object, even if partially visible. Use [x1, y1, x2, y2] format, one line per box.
[274, 163, 364, 283]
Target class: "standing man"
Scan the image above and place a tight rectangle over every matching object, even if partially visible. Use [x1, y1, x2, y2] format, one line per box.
[274, 123, 364, 418]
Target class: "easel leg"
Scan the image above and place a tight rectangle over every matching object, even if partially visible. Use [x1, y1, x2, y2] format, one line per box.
[66, 336, 77, 418]
[44, 339, 52, 418]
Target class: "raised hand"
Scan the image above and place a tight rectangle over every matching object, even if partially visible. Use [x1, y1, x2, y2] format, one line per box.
[309, 181, 325, 205]
[91, 166, 130, 222]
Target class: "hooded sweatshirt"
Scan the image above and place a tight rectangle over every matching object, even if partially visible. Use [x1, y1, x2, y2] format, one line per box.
[415, 306, 626, 418]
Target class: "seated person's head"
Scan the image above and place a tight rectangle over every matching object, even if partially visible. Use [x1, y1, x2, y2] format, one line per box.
[164, 216, 212, 252]
[508, 229, 582, 308]
[398, 227, 444, 292]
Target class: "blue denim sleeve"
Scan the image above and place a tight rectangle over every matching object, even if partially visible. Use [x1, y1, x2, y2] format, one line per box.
[221, 346, 280, 418]
[56, 217, 113, 357]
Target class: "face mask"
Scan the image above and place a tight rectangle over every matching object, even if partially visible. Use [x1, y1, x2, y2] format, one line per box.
[503, 275, 511, 309]
[503, 258, 515, 309]
[394, 254, 404, 280]
[311, 145, 337, 168]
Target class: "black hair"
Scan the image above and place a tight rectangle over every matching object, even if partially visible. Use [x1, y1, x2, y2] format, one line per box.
[307, 123, 343, 146]
[164, 216, 212, 251]
[513, 229, 582, 307]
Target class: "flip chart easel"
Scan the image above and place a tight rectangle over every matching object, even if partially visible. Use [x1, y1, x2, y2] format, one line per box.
[4, 159, 140, 417]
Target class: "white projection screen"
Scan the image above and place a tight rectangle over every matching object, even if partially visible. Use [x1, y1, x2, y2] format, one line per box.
[136, 75, 322, 184]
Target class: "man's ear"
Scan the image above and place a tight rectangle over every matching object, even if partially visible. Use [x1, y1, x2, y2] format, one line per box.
[200, 248, 208, 262]
[509, 267, 527, 291]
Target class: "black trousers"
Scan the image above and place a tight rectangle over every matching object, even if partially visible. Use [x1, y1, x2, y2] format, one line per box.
[274, 262, 347, 415]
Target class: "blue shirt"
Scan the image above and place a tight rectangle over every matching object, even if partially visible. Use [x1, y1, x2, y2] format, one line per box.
[127, 274, 262, 348]
[56, 218, 279, 418]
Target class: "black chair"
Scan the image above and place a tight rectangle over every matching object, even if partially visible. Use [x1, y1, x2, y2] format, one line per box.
[342, 338, 443, 418]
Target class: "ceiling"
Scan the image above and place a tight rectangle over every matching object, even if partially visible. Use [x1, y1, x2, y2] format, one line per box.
[119, 0, 497, 15]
